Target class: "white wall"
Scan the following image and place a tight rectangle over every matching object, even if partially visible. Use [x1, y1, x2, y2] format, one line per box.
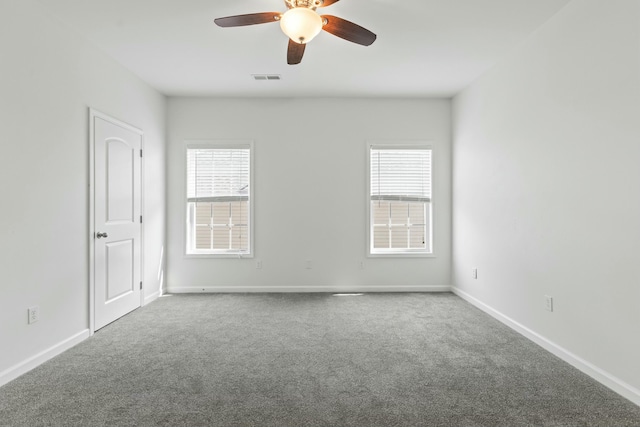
[453, 0, 640, 402]
[167, 98, 451, 292]
[0, 0, 166, 384]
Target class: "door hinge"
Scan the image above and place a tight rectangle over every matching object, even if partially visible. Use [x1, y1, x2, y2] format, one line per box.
[140, 281, 143, 290]
[140, 215, 143, 223]
[140, 149, 143, 158]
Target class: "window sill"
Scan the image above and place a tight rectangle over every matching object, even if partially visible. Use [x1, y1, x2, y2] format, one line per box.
[185, 253, 254, 259]
[367, 252, 435, 259]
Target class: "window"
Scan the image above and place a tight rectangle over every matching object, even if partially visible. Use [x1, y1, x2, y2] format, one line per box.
[186, 142, 252, 256]
[368, 145, 432, 256]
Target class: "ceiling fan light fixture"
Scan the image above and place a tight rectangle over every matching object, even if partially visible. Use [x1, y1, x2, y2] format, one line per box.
[280, 7, 323, 44]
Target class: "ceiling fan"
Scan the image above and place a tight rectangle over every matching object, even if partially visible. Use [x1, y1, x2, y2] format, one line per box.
[214, 0, 377, 65]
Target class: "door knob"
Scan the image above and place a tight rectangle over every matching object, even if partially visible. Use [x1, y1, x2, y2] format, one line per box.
[96, 232, 108, 239]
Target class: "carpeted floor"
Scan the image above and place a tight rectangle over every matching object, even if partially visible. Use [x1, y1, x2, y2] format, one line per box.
[0, 293, 639, 427]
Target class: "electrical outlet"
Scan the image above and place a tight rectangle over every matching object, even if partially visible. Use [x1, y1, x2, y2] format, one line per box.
[256, 260, 262, 269]
[359, 261, 364, 270]
[545, 295, 554, 312]
[305, 260, 312, 270]
[28, 306, 39, 324]
[472, 268, 478, 279]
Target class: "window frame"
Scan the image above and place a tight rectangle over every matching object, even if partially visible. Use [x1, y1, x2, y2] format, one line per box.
[184, 140, 254, 258]
[366, 142, 434, 258]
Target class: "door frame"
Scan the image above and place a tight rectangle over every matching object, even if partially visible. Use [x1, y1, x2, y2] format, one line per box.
[89, 108, 144, 335]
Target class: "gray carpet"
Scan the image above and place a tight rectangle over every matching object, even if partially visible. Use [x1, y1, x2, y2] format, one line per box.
[0, 293, 639, 427]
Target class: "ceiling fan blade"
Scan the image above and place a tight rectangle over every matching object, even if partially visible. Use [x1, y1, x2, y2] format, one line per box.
[318, 0, 341, 6]
[214, 12, 281, 27]
[287, 39, 306, 65]
[321, 15, 376, 46]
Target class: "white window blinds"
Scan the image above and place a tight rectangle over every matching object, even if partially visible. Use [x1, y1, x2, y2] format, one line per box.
[370, 147, 432, 203]
[187, 147, 250, 203]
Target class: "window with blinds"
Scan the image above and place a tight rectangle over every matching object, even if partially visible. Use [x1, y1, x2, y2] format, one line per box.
[186, 143, 252, 255]
[369, 145, 432, 255]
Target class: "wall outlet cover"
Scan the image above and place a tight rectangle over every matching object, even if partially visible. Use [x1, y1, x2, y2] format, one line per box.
[28, 306, 40, 324]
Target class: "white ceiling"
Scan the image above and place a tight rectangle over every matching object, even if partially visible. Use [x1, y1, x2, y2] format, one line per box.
[35, 0, 570, 97]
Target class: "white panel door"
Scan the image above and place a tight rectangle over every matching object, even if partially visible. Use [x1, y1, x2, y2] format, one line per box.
[93, 115, 142, 330]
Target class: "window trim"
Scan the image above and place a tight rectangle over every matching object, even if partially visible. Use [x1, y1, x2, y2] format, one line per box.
[366, 141, 435, 258]
[183, 140, 255, 258]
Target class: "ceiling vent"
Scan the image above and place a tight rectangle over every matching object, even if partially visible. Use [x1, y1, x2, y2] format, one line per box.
[252, 74, 281, 81]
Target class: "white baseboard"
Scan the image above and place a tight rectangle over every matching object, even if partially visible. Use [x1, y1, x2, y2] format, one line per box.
[143, 290, 160, 306]
[167, 285, 452, 294]
[451, 287, 640, 407]
[0, 329, 90, 388]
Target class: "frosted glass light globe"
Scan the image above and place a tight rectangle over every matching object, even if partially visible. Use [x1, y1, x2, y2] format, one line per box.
[280, 8, 323, 44]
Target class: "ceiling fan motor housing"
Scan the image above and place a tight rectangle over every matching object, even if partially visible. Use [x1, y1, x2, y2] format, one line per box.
[284, 0, 324, 10]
